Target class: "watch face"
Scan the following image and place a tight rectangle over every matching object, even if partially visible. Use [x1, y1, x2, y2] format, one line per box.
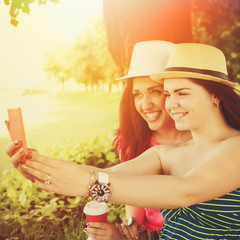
[91, 183, 111, 202]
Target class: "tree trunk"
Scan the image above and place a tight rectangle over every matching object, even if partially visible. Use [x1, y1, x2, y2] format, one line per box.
[103, 0, 192, 73]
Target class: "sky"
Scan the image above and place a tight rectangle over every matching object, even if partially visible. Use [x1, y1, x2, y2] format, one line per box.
[0, 0, 102, 89]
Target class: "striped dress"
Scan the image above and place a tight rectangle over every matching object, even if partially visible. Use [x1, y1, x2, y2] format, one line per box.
[159, 188, 240, 239]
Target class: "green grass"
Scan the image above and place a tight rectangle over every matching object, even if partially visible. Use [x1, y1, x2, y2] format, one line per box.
[0, 90, 121, 175]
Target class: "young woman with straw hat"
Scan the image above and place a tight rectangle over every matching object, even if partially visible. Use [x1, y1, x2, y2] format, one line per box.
[113, 40, 191, 239]
[6, 43, 240, 239]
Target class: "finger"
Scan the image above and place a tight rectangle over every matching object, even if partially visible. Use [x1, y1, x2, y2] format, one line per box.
[86, 225, 105, 238]
[90, 222, 111, 229]
[5, 120, 10, 132]
[116, 224, 125, 237]
[11, 147, 25, 168]
[116, 224, 128, 239]
[23, 160, 55, 182]
[30, 154, 60, 169]
[25, 157, 56, 173]
[32, 177, 58, 193]
[28, 148, 39, 155]
[120, 223, 133, 240]
[124, 217, 140, 240]
[86, 225, 121, 240]
[127, 223, 139, 240]
[5, 140, 22, 157]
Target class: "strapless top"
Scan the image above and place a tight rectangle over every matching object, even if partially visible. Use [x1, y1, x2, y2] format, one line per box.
[159, 188, 240, 239]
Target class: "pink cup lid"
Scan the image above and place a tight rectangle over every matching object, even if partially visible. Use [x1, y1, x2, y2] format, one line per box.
[83, 201, 108, 216]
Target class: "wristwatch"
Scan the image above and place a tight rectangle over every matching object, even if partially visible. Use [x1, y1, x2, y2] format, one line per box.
[90, 172, 111, 202]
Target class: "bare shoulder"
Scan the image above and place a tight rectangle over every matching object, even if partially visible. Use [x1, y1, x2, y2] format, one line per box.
[214, 132, 240, 171]
[218, 132, 240, 152]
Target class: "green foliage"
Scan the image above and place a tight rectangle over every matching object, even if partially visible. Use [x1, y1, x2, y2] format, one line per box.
[192, 0, 240, 83]
[44, 14, 120, 90]
[45, 133, 120, 168]
[3, 0, 60, 26]
[70, 16, 120, 86]
[0, 133, 125, 239]
[6, 0, 238, 85]
[43, 42, 74, 91]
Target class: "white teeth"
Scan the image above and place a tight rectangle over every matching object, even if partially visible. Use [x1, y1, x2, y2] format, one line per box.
[172, 113, 187, 120]
[146, 112, 160, 119]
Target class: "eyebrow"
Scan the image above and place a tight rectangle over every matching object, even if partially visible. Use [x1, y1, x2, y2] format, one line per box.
[133, 85, 163, 92]
[164, 87, 191, 93]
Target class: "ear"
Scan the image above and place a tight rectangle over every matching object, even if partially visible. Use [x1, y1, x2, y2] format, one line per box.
[211, 95, 220, 108]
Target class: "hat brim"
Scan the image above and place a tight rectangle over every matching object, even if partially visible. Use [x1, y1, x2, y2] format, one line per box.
[150, 71, 237, 87]
[116, 73, 152, 81]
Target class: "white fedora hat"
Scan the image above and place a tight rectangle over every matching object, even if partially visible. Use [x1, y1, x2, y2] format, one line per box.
[150, 43, 237, 87]
[116, 40, 175, 80]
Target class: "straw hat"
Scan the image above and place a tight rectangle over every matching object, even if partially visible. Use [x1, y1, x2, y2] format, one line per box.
[150, 43, 237, 87]
[116, 40, 175, 80]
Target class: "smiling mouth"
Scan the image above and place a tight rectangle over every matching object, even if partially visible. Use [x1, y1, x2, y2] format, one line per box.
[172, 112, 188, 120]
[145, 111, 161, 121]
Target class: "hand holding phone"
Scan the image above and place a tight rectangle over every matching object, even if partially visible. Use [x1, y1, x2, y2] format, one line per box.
[5, 107, 28, 157]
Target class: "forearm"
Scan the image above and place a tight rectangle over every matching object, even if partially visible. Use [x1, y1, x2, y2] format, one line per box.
[107, 146, 162, 175]
[81, 146, 161, 176]
[56, 162, 189, 209]
[108, 174, 192, 209]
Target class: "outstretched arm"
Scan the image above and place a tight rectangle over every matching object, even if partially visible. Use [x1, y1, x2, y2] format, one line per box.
[6, 137, 240, 209]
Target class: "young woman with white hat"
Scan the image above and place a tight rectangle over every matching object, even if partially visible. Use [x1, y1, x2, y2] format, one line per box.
[6, 43, 240, 239]
[113, 40, 191, 240]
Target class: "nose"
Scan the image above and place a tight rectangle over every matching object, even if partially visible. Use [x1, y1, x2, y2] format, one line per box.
[142, 95, 153, 110]
[165, 95, 179, 109]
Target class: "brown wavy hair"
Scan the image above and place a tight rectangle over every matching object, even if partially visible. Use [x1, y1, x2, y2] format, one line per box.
[191, 79, 240, 130]
[114, 79, 153, 161]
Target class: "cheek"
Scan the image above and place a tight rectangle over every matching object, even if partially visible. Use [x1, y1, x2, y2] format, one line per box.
[165, 99, 171, 112]
[154, 96, 166, 108]
[134, 99, 142, 113]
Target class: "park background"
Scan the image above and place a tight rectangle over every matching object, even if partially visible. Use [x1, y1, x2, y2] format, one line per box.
[0, 0, 239, 239]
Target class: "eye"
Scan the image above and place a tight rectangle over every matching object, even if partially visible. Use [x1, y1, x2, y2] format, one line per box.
[151, 89, 163, 96]
[178, 92, 189, 96]
[133, 92, 142, 98]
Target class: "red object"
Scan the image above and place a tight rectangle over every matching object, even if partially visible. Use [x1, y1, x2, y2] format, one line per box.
[84, 201, 108, 223]
[85, 212, 108, 223]
[6, 108, 28, 158]
[144, 208, 165, 230]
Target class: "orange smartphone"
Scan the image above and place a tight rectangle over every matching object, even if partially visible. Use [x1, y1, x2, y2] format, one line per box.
[6, 107, 28, 157]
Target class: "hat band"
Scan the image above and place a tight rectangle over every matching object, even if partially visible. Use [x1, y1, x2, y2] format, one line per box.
[165, 67, 229, 81]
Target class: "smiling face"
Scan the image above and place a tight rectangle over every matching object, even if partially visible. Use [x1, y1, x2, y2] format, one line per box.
[132, 76, 174, 131]
[164, 78, 214, 131]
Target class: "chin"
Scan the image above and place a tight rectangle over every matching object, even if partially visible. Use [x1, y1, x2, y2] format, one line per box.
[148, 122, 163, 131]
[175, 123, 188, 131]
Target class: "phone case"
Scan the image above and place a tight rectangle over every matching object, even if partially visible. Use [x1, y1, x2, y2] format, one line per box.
[6, 107, 28, 156]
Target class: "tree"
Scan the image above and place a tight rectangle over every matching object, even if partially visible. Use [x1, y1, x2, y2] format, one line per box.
[102, 0, 240, 84]
[70, 16, 120, 88]
[4, 0, 239, 84]
[44, 42, 72, 91]
[102, 0, 192, 74]
[44, 15, 120, 90]
[3, 0, 59, 26]
[191, 0, 240, 83]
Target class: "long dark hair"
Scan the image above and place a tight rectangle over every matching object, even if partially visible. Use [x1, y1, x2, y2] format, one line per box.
[191, 79, 240, 130]
[114, 79, 153, 161]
